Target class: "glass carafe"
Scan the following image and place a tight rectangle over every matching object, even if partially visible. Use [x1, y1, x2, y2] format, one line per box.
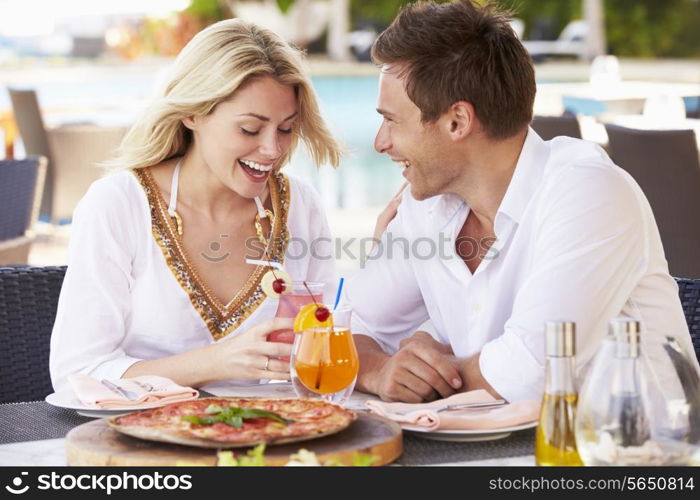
[576, 318, 700, 465]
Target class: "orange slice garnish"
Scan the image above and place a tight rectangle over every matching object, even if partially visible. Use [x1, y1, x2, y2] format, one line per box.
[293, 303, 333, 333]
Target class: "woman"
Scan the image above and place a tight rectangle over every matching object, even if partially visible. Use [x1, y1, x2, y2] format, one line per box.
[49, 19, 341, 392]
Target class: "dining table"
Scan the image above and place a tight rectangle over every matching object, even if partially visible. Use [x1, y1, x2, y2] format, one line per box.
[0, 382, 536, 467]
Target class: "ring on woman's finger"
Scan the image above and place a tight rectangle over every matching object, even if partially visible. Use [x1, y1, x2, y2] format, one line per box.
[263, 357, 270, 371]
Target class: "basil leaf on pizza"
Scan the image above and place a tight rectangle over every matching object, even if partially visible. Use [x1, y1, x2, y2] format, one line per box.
[182, 405, 288, 428]
[108, 397, 357, 448]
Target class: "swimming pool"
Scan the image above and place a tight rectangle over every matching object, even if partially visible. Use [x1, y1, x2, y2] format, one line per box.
[288, 76, 404, 209]
[2, 70, 403, 210]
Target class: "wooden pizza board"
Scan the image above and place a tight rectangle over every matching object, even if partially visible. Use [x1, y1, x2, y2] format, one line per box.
[66, 412, 403, 466]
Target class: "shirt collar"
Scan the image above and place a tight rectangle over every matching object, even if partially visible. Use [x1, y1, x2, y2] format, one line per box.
[425, 127, 549, 230]
[427, 192, 464, 230]
[496, 127, 549, 225]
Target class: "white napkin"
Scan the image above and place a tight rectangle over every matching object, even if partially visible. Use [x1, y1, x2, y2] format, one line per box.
[366, 390, 540, 431]
[68, 374, 199, 409]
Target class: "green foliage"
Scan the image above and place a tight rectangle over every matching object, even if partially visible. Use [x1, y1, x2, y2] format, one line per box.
[502, 0, 700, 57]
[605, 0, 700, 58]
[185, 0, 699, 58]
[186, 0, 227, 21]
[669, 3, 700, 57]
[350, 0, 408, 27]
[503, 0, 581, 40]
[277, 0, 296, 13]
[350, 0, 454, 28]
[353, 0, 700, 58]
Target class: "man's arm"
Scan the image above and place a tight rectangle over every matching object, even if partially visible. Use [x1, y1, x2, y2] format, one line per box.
[355, 332, 462, 403]
[354, 335, 390, 396]
[394, 332, 503, 400]
[347, 192, 465, 402]
[453, 353, 504, 399]
[477, 165, 647, 402]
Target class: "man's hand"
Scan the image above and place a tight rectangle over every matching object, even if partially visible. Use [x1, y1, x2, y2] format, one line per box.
[398, 330, 454, 355]
[371, 331, 462, 403]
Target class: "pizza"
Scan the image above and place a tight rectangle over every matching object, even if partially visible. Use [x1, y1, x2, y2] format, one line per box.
[107, 397, 357, 448]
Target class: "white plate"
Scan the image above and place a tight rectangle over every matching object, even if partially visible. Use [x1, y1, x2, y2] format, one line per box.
[45, 389, 174, 418]
[402, 420, 538, 442]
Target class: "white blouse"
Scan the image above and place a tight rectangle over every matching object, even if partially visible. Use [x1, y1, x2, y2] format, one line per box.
[49, 169, 337, 392]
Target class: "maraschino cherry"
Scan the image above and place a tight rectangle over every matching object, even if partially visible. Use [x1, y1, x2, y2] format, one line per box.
[302, 281, 331, 323]
[272, 278, 286, 294]
[314, 306, 330, 322]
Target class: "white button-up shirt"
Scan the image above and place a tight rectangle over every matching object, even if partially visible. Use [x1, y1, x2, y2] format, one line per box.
[345, 129, 698, 402]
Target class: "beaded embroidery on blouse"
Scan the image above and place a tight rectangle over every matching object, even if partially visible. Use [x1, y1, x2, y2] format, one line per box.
[133, 167, 290, 340]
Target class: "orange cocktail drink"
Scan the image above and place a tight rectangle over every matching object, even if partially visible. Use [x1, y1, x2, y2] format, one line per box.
[294, 326, 359, 394]
[290, 304, 358, 405]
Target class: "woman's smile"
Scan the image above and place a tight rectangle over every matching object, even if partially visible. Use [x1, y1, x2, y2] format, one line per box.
[238, 159, 272, 183]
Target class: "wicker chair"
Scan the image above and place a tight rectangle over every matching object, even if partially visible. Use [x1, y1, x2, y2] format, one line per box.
[0, 157, 46, 265]
[0, 266, 66, 403]
[605, 124, 700, 278]
[676, 278, 700, 363]
[531, 113, 582, 141]
[8, 87, 126, 222]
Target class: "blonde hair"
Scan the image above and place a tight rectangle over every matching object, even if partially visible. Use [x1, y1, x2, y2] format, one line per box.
[105, 19, 341, 171]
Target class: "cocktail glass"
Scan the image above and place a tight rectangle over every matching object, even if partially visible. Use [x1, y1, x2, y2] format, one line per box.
[290, 306, 359, 406]
[268, 281, 324, 345]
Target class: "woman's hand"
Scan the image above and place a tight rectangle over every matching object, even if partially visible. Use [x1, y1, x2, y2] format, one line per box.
[373, 182, 408, 241]
[210, 317, 295, 382]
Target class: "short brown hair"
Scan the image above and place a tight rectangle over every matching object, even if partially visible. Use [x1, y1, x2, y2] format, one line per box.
[372, 0, 535, 139]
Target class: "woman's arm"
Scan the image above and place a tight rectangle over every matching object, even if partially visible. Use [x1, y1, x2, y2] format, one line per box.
[123, 317, 294, 387]
[372, 182, 408, 242]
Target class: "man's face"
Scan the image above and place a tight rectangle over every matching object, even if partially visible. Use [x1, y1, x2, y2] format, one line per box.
[374, 66, 459, 201]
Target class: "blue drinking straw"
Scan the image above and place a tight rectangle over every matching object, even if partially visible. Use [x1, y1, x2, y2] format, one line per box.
[333, 277, 345, 311]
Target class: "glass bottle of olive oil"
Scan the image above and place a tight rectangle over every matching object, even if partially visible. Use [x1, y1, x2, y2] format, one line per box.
[535, 321, 583, 466]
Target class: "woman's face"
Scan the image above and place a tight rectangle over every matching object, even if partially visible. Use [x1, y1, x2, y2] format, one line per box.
[186, 76, 298, 199]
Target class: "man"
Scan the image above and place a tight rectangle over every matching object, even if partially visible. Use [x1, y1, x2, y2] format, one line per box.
[345, 0, 697, 403]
